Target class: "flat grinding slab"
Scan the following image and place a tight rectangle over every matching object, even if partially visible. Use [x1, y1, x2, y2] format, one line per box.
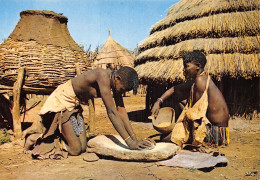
[87, 135, 178, 161]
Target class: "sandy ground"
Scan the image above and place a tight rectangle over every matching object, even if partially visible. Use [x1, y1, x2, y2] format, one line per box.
[0, 95, 259, 180]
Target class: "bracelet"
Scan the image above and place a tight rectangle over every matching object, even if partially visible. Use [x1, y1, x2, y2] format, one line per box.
[157, 98, 163, 103]
[124, 136, 130, 141]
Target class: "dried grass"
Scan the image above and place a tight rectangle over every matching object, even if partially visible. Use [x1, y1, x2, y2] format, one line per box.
[93, 35, 134, 69]
[135, 59, 185, 83]
[136, 35, 259, 64]
[135, 53, 259, 82]
[151, 0, 259, 34]
[139, 10, 259, 51]
[135, 0, 259, 80]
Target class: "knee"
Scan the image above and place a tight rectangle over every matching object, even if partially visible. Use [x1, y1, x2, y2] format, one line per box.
[80, 139, 87, 153]
[81, 145, 86, 153]
[160, 133, 172, 142]
[24, 133, 40, 150]
[68, 144, 82, 156]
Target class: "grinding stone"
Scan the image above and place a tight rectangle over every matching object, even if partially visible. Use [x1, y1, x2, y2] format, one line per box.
[87, 135, 178, 161]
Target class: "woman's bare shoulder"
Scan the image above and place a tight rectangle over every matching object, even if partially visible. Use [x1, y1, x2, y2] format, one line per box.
[95, 68, 110, 79]
[194, 75, 208, 91]
[81, 68, 108, 79]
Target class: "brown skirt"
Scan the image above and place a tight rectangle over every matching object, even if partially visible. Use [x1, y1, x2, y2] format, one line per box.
[32, 106, 83, 160]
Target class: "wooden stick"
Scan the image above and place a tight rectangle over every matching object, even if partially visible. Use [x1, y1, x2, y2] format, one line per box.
[12, 67, 25, 139]
[0, 84, 55, 95]
[75, 63, 81, 76]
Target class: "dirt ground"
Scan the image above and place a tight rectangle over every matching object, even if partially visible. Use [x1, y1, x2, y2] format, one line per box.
[0, 95, 259, 180]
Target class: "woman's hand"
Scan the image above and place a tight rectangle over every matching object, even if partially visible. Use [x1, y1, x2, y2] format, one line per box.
[127, 138, 156, 150]
[151, 101, 160, 117]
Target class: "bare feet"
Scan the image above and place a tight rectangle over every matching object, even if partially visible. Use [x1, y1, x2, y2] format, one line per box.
[22, 121, 44, 140]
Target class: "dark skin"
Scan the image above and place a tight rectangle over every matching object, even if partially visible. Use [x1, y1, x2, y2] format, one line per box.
[152, 61, 229, 141]
[24, 68, 154, 155]
[61, 116, 87, 155]
[29, 112, 87, 156]
[69, 68, 153, 152]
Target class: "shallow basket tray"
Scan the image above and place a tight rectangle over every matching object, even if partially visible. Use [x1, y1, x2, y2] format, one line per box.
[152, 107, 175, 133]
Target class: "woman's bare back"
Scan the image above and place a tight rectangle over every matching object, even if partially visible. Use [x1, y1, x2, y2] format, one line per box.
[71, 68, 111, 103]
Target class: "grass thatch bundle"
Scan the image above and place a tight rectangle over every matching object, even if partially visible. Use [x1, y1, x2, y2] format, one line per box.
[136, 52, 259, 83]
[135, 59, 185, 83]
[135, 0, 260, 82]
[151, 0, 259, 35]
[0, 10, 90, 91]
[93, 32, 134, 69]
[136, 36, 260, 64]
[139, 10, 259, 51]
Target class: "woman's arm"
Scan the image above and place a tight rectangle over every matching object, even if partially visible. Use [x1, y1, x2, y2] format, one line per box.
[151, 87, 174, 116]
[151, 80, 193, 116]
[97, 71, 151, 149]
[113, 92, 137, 140]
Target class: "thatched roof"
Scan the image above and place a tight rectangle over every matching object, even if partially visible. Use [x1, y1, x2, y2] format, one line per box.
[93, 31, 134, 69]
[0, 10, 90, 90]
[135, 0, 260, 83]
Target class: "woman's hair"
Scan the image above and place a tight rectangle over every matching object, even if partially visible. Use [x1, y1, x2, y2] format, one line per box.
[115, 66, 139, 94]
[183, 50, 207, 68]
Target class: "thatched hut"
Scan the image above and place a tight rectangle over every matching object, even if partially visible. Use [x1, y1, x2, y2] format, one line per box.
[135, 0, 259, 118]
[93, 31, 134, 70]
[0, 10, 90, 94]
[0, 10, 91, 136]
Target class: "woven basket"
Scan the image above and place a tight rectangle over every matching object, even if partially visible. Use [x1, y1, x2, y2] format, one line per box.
[152, 107, 175, 133]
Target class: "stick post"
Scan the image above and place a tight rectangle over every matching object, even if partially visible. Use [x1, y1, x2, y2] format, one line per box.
[12, 67, 25, 139]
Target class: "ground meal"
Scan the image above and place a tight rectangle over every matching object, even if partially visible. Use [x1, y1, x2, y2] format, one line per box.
[157, 122, 172, 127]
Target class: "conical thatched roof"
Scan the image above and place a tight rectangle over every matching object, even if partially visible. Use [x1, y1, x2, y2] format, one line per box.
[0, 10, 90, 90]
[93, 31, 134, 69]
[135, 0, 260, 83]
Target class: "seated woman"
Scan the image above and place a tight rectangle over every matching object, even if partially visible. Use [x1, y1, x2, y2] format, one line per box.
[151, 50, 230, 148]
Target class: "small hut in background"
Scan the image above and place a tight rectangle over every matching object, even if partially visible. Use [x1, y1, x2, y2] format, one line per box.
[0, 10, 91, 138]
[135, 0, 259, 119]
[92, 31, 134, 70]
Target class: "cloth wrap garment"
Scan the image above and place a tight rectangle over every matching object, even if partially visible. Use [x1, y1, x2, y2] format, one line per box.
[32, 80, 84, 159]
[171, 75, 211, 148]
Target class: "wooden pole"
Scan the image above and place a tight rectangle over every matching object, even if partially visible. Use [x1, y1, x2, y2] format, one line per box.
[75, 63, 95, 137]
[12, 67, 25, 139]
[0, 84, 55, 95]
[75, 63, 81, 76]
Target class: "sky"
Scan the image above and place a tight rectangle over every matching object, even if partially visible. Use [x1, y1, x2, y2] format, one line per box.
[0, 0, 178, 51]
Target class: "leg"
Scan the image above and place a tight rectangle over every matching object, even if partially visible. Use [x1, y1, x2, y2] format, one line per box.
[213, 126, 220, 147]
[160, 132, 172, 142]
[61, 120, 82, 156]
[79, 123, 87, 153]
[22, 120, 44, 140]
[24, 133, 41, 154]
